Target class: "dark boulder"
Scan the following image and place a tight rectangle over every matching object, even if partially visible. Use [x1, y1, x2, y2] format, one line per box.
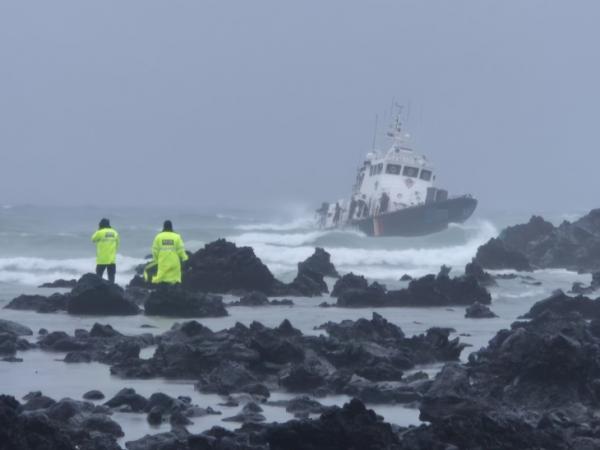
[0, 395, 75, 450]
[104, 388, 148, 412]
[83, 390, 105, 400]
[0, 332, 31, 356]
[464, 261, 497, 287]
[4, 293, 68, 313]
[284, 264, 329, 296]
[39, 279, 77, 288]
[0, 319, 33, 336]
[298, 247, 339, 278]
[474, 211, 600, 273]
[183, 239, 277, 294]
[67, 274, 139, 315]
[336, 282, 387, 307]
[474, 237, 533, 271]
[331, 273, 369, 297]
[465, 302, 498, 318]
[144, 284, 227, 317]
[521, 291, 600, 320]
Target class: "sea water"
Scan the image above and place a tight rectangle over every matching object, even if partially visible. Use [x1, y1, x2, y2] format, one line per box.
[0, 205, 592, 444]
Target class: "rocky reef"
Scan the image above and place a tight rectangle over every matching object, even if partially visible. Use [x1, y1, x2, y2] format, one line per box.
[474, 209, 600, 272]
[330, 266, 491, 307]
[109, 313, 463, 404]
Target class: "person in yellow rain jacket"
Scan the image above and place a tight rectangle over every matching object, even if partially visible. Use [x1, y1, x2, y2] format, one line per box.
[150, 220, 188, 284]
[91, 218, 120, 283]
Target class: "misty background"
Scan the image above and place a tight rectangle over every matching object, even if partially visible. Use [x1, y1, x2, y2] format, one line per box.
[1, 1, 598, 214]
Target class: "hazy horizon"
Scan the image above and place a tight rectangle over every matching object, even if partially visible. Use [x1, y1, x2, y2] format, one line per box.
[2, 1, 599, 212]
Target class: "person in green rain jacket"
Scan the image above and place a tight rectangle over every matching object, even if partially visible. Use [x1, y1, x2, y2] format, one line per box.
[91, 218, 120, 283]
[150, 220, 188, 284]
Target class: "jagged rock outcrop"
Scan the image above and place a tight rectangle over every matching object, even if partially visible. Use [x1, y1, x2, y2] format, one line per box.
[474, 210, 600, 272]
[181, 239, 330, 297]
[331, 273, 369, 297]
[520, 291, 600, 320]
[298, 247, 339, 278]
[182, 239, 277, 294]
[473, 237, 533, 272]
[333, 266, 491, 307]
[400, 308, 600, 449]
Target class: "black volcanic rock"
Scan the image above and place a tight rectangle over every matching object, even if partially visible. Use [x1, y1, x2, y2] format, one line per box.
[260, 399, 402, 450]
[298, 247, 339, 278]
[38, 323, 153, 366]
[67, 274, 140, 315]
[464, 261, 497, 287]
[283, 264, 329, 296]
[0, 319, 33, 337]
[333, 267, 491, 308]
[336, 282, 387, 307]
[473, 237, 533, 271]
[111, 314, 464, 403]
[521, 291, 600, 320]
[331, 273, 369, 297]
[144, 284, 227, 318]
[465, 302, 498, 318]
[104, 388, 149, 412]
[397, 306, 600, 449]
[83, 390, 105, 400]
[183, 239, 277, 294]
[5, 293, 68, 313]
[39, 278, 77, 288]
[0, 394, 122, 450]
[475, 210, 600, 273]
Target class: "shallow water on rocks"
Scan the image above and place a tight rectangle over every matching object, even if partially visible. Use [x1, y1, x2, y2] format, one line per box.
[0, 268, 591, 444]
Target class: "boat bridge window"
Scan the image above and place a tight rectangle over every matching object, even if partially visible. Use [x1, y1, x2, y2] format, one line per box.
[376, 163, 383, 174]
[420, 169, 432, 181]
[385, 164, 401, 175]
[402, 166, 419, 178]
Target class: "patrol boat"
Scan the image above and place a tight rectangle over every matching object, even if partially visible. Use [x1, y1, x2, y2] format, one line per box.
[317, 116, 477, 237]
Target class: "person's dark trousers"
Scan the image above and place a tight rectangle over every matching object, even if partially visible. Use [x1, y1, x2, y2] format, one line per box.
[96, 264, 116, 283]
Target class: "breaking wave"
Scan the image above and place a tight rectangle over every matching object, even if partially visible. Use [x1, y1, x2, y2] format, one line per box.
[227, 219, 498, 281]
[0, 255, 144, 286]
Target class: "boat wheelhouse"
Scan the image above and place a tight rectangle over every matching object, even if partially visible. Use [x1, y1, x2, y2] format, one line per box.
[317, 114, 477, 236]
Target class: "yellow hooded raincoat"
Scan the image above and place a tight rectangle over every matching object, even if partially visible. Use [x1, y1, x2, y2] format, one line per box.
[91, 228, 120, 265]
[151, 231, 188, 284]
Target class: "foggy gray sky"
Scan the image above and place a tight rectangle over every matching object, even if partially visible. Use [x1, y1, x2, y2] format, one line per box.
[1, 1, 599, 213]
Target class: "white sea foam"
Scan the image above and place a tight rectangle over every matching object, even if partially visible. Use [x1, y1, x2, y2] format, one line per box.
[230, 219, 499, 280]
[236, 216, 316, 232]
[231, 231, 330, 247]
[0, 255, 144, 286]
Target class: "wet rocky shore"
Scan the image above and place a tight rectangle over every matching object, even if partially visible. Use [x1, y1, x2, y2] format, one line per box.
[3, 211, 600, 449]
